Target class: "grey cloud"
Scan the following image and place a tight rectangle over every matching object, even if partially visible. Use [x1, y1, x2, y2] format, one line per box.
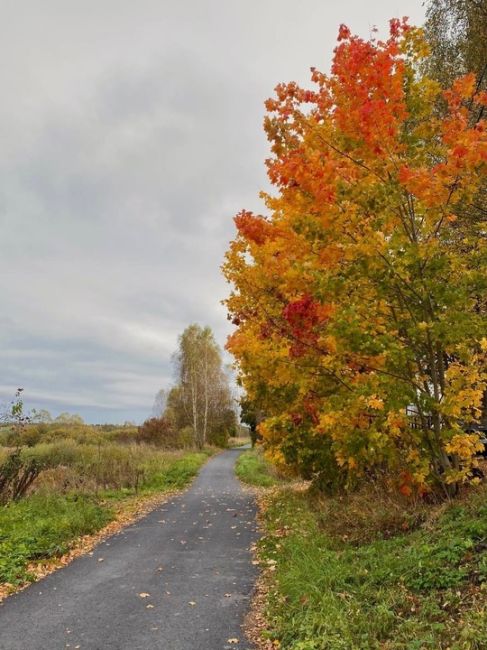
[0, 0, 425, 422]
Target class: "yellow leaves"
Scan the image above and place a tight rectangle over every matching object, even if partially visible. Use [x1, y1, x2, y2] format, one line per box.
[386, 411, 407, 438]
[347, 456, 358, 470]
[318, 412, 337, 431]
[223, 18, 487, 492]
[320, 334, 337, 355]
[401, 25, 430, 60]
[445, 433, 484, 460]
[451, 73, 477, 101]
[366, 395, 384, 411]
[412, 469, 428, 487]
[442, 361, 486, 420]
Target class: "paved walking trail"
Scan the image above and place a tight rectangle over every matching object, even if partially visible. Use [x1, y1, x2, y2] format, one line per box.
[0, 449, 259, 650]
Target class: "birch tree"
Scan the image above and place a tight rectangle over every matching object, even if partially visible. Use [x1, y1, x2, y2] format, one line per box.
[174, 324, 235, 448]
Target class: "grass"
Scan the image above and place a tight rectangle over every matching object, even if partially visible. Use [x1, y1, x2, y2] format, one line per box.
[0, 449, 212, 586]
[235, 448, 280, 487]
[227, 435, 252, 448]
[256, 482, 487, 650]
[0, 493, 111, 585]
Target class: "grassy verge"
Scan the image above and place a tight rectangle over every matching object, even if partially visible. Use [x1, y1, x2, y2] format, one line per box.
[0, 450, 211, 587]
[227, 436, 252, 448]
[255, 483, 487, 650]
[235, 449, 280, 488]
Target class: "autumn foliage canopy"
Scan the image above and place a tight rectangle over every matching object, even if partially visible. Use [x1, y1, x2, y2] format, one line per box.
[223, 20, 487, 494]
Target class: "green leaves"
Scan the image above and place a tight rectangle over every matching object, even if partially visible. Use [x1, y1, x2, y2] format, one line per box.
[224, 18, 487, 493]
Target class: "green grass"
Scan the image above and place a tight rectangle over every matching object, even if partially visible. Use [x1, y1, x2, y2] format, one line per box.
[258, 484, 487, 650]
[0, 494, 111, 584]
[235, 449, 279, 487]
[140, 451, 213, 491]
[0, 450, 211, 586]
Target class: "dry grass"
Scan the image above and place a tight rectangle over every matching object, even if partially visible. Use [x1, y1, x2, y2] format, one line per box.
[311, 479, 433, 545]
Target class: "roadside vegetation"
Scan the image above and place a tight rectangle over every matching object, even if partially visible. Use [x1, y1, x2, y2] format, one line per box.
[256, 480, 487, 650]
[235, 449, 280, 488]
[0, 420, 212, 587]
[237, 449, 487, 649]
[0, 322, 242, 592]
[228, 435, 252, 448]
[223, 4, 487, 647]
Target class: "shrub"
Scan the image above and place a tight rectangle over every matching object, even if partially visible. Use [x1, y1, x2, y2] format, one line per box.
[0, 449, 42, 504]
[136, 417, 181, 448]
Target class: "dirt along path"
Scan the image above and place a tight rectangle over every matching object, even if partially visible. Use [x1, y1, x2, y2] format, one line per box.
[0, 448, 259, 650]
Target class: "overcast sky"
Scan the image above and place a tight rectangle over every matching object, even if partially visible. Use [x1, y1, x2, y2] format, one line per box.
[0, 0, 425, 423]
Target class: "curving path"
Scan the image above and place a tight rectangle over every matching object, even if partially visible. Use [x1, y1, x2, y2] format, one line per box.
[0, 448, 258, 650]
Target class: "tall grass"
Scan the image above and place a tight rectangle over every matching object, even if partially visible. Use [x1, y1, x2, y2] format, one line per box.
[257, 482, 487, 649]
[0, 433, 213, 587]
[235, 449, 280, 487]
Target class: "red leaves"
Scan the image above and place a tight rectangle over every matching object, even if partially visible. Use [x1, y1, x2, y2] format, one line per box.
[282, 296, 333, 357]
[399, 471, 413, 497]
[224, 15, 487, 495]
[389, 17, 410, 37]
[283, 296, 333, 330]
[452, 145, 469, 159]
[337, 24, 351, 42]
[282, 295, 318, 334]
[234, 210, 275, 246]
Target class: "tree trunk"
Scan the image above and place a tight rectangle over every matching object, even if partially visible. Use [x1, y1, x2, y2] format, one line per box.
[202, 343, 209, 447]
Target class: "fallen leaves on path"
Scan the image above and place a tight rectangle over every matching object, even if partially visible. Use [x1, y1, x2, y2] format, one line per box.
[0, 487, 183, 603]
[244, 489, 283, 650]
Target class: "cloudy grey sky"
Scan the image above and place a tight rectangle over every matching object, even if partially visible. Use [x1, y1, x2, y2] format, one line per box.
[0, 0, 425, 423]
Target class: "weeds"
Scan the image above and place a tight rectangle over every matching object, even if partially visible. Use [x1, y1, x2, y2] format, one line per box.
[0, 447, 211, 586]
[235, 449, 280, 487]
[0, 449, 42, 504]
[256, 482, 487, 649]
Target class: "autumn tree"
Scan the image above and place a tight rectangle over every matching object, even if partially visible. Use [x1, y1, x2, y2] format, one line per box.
[168, 324, 236, 448]
[425, 0, 487, 425]
[151, 389, 167, 418]
[424, 0, 487, 90]
[223, 20, 487, 494]
[31, 409, 52, 424]
[55, 412, 85, 425]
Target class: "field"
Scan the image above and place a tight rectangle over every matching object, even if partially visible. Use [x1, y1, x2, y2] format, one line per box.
[238, 450, 487, 650]
[0, 422, 213, 589]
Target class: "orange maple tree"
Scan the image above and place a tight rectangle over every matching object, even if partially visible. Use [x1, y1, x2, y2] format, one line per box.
[223, 19, 487, 494]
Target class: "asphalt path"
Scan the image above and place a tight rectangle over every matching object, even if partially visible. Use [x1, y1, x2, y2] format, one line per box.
[0, 448, 259, 650]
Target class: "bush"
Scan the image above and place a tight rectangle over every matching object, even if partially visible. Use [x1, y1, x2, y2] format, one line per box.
[136, 417, 182, 448]
[0, 449, 212, 585]
[0, 450, 42, 504]
[178, 426, 195, 448]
